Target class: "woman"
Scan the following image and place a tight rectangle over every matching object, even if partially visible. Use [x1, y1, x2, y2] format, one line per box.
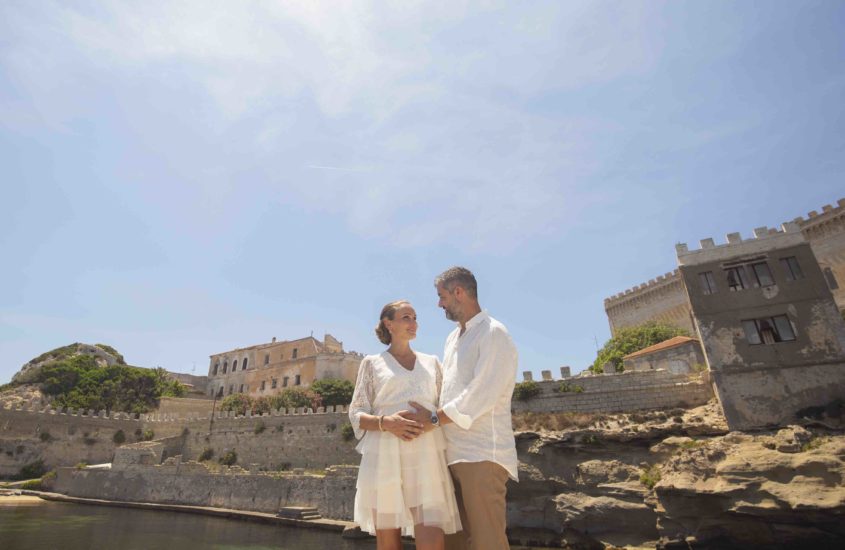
[348, 300, 461, 550]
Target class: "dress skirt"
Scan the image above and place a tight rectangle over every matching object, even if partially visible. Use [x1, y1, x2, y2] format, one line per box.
[354, 406, 462, 537]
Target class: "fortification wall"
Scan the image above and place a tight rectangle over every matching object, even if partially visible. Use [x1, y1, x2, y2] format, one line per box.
[0, 402, 360, 476]
[513, 370, 713, 414]
[53, 461, 357, 520]
[157, 397, 216, 418]
[603, 271, 694, 336]
[179, 411, 359, 469]
[0, 406, 142, 476]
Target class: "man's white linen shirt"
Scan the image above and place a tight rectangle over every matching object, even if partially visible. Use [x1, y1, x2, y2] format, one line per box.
[440, 311, 519, 481]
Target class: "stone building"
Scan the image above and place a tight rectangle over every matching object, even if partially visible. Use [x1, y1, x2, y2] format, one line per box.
[677, 223, 845, 430]
[605, 198, 845, 335]
[621, 336, 704, 374]
[206, 334, 363, 399]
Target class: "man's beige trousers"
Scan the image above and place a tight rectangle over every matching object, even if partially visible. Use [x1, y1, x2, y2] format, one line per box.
[444, 461, 510, 550]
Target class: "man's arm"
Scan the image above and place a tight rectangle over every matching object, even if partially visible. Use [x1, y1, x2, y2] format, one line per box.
[405, 327, 517, 430]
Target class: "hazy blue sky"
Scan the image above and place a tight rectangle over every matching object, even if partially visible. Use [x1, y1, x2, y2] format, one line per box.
[2, 1, 844, 384]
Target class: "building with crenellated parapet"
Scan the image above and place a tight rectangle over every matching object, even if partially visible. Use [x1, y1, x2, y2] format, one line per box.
[605, 198, 845, 335]
[206, 334, 364, 399]
[675, 221, 845, 429]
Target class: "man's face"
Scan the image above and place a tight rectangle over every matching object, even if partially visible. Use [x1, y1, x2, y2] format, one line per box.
[436, 283, 460, 322]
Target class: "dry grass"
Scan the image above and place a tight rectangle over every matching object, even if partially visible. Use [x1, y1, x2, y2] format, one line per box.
[512, 411, 603, 432]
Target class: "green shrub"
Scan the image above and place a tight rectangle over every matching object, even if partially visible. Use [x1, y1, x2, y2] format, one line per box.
[310, 378, 354, 406]
[198, 448, 214, 461]
[142, 429, 155, 441]
[219, 450, 237, 466]
[557, 382, 585, 393]
[254, 421, 266, 435]
[340, 423, 355, 441]
[17, 460, 47, 480]
[41, 470, 57, 491]
[513, 381, 541, 401]
[591, 322, 690, 374]
[75, 462, 88, 470]
[112, 430, 126, 444]
[33, 352, 186, 413]
[640, 464, 662, 489]
[21, 479, 42, 490]
[271, 388, 320, 411]
[39, 431, 52, 442]
[220, 394, 253, 416]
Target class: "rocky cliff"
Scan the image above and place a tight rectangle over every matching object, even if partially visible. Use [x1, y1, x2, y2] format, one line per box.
[508, 401, 845, 549]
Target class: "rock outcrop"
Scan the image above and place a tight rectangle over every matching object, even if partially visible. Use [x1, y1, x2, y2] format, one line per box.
[11, 343, 124, 384]
[507, 401, 845, 549]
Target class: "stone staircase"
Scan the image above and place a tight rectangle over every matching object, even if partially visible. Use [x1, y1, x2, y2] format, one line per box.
[277, 506, 322, 520]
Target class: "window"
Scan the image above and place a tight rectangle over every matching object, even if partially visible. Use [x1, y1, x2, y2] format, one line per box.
[780, 257, 804, 281]
[243, 358, 248, 370]
[260, 380, 266, 391]
[212, 364, 219, 376]
[699, 271, 717, 295]
[222, 361, 228, 374]
[823, 267, 839, 290]
[239, 384, 244, 393]
[217, 387, 224, 397]
[233, 359, 238, 371]
[742, 315, 796, 345]
[725, 266, 751, 291]
[228, 385, 234, 395]
[292, 348, 298, 359]
[264, 354, 269, 365]
[753, 262, 773, 286]
[271, 378, 277, 389]
[295, 374, 301, 386]
[750, 262, 774, 287]
[283, 376, 289, 387]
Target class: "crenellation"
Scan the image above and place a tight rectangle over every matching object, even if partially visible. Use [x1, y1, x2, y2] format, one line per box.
[809, 210, 819, 217]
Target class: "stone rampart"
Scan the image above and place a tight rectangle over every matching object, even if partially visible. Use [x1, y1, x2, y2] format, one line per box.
[0, 403, 360, 475]
[513, 370, 713, 414]
[0, 405, 142, 477]
[53, 461, 357, 520]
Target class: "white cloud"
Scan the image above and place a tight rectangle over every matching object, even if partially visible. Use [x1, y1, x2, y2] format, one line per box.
[0, 0, 661, 250]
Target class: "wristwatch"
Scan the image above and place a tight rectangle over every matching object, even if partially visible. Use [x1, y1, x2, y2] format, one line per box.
[430, 411, 440, 427]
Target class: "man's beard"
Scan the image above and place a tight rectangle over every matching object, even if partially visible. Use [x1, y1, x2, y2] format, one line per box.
[443, 308, 456, 321]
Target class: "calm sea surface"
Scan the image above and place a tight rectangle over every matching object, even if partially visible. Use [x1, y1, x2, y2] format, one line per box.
[0, 500, 376, 550]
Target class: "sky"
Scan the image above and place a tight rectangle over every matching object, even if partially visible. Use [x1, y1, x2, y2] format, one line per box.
[1, 1, 844, 384]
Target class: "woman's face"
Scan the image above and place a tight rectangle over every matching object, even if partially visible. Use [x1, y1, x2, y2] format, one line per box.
[386, 304, 418, 342]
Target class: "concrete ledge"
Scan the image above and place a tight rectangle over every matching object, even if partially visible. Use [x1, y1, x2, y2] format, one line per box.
[24, 490, 352, 532]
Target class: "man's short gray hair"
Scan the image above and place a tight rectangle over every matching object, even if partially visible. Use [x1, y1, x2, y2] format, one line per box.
[435, 266, 478, 299]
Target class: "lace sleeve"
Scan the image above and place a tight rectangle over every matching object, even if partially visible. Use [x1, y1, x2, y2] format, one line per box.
[348, 357, 375, 440]
[434, 356, 443, 407]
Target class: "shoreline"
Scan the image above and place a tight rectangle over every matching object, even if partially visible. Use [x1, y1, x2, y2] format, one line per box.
[18, 490, 354, 532]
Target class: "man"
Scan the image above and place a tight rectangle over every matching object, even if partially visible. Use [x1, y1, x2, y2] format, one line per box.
[405, 266, 518, 550]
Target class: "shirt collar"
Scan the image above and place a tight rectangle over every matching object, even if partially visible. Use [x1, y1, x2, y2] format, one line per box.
[462, 310, 489, 332]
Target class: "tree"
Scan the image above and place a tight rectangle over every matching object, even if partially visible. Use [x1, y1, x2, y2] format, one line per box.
[220, 394, 253, 416]
[270, 388, 320, 411]
[310, 378, 354, 406]
[591, 322, 690, 374]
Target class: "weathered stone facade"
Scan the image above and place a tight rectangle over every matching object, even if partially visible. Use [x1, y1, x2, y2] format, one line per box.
[605, 198, 845, 334]
[677, 223, 845, 430]
[206, 334, 363, 399]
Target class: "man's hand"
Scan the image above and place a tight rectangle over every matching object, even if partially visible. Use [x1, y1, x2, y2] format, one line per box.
[382, 412, 424, 441]
[399, 402, 435, 432]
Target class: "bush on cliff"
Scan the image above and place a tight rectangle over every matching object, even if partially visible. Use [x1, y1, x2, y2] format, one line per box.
[513, 380, 541, 401]
[219, 450, 237, 466]
[16, 459, 47, 481]
[591, 322, 690, 374]
[310, 378, 354, 407]
[34, 356, 187, 413]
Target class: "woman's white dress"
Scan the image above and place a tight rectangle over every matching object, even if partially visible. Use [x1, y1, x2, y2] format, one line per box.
[348, 351, 462, 537]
